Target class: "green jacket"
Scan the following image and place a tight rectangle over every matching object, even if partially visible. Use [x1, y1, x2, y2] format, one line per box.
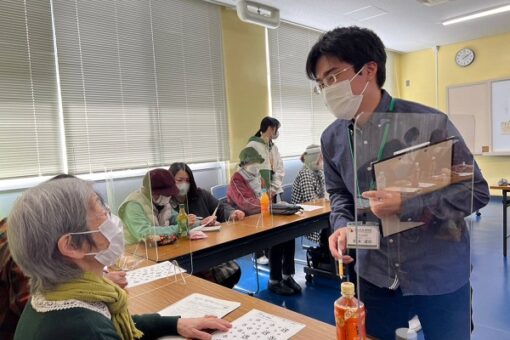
[15, 301, 179, 340]
[118, 190, 178, 245]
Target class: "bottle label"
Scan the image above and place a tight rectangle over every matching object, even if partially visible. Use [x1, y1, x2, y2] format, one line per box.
[335, 305, 366, 340]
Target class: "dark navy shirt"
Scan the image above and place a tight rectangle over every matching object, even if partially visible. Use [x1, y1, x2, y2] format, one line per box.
[321, 90, 490, 295]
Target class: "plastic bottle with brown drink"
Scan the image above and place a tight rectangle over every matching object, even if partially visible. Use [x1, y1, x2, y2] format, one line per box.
[334, 281, 366, 340]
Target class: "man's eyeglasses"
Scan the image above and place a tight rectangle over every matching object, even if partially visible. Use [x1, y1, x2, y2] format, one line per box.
[313, 66, 353, 95]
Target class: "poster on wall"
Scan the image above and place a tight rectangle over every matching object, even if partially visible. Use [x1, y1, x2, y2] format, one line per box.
[491, 80, 510, 152]
[500, 120, 510, 135]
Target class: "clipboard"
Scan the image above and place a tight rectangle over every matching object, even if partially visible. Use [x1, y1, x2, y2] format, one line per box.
[370, 137, 457, 236]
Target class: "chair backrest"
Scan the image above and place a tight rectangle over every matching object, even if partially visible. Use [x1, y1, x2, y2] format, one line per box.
[211, 184, 228, 201]
[281, 183, 293, 203]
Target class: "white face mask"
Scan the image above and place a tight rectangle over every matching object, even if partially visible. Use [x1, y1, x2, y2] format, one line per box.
[245, 164, 260, 176]
[177, 182, 190, 196]
[70, 214, 125, 267]
[273, 130, 279, 140]
[322, 66, 368, 120]
[155, 195, 170, 206]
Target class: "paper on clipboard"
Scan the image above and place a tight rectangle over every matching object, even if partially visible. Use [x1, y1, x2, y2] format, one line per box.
[372, 138, 456, 236]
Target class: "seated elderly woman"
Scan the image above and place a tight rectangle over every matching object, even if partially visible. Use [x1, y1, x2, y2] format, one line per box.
[119, 168, 196, 244]
[7, 177, 230, 339]
[292, 144, 326, 244]
[227, 147, 265, 216]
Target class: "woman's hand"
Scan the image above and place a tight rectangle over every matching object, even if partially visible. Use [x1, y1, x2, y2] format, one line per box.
[177, 316, 231, 339]
[201, 215, 217, 226]
[230, 210, 245, 221]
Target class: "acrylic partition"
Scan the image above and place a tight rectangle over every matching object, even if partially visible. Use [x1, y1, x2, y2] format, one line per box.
[347, 111, 478, 339]
[105, 140, 197, 286]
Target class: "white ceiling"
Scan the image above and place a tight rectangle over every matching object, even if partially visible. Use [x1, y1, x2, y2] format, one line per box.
[213, 0, 510, 52]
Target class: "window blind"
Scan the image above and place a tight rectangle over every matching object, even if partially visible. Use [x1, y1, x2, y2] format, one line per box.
[0, 0, 61, 180]
[268, 23, 333, 157]
[52, 0, 228, 174]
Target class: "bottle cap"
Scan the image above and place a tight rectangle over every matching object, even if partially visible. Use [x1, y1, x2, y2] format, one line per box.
[341, 282, 355, 296]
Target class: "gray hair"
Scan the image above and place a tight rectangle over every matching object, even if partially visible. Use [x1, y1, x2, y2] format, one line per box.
[7, 178, 96, 294]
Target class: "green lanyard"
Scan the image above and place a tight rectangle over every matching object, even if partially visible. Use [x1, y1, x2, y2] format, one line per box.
[348, 97, 395, 196]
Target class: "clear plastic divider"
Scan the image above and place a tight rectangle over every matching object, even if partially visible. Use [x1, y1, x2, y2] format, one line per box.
[347, 111, 477, 339]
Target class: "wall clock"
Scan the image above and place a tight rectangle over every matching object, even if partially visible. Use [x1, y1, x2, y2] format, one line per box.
[455, 48, 475, 67]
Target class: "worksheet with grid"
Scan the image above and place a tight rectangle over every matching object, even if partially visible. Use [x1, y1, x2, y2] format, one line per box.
[125, 261, 185, 288]
[212, 309, 305, 340]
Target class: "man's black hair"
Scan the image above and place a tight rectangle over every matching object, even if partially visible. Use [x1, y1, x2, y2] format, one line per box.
[306, 26, 387, 87]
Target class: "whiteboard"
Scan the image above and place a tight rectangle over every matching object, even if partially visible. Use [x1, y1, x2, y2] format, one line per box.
[491, 79, 510, 152]
[447, 83, 490, 154]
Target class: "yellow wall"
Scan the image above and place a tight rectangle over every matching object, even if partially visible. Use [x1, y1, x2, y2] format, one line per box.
[398, 32, 510, 193]
[399, 48, 436, 107]
[221, 8, 269, 171]
[385, 51, 402, 98]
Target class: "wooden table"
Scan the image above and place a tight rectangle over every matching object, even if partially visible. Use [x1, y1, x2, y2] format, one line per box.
[126, 199, 331, 272]
[490, 185, 510, 256]
[127, 274, 336, 339]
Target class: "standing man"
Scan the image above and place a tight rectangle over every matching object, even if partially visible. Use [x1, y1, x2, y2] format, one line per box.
[306, 26, 489, 339]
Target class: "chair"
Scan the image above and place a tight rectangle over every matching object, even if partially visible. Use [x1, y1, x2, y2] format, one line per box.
[211, 184, 228, 201]
[281, 183, 293, 203]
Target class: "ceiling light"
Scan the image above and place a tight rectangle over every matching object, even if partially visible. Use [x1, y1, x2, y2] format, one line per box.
[442, 4, 510, 25]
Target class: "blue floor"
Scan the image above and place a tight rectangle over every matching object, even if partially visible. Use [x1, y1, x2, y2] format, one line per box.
[234, 198, 510, 339]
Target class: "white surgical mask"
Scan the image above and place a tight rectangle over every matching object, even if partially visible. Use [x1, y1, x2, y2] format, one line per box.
[273, 130, 279, 140]
[177, 182, 190, 196]
[245, 164, 260, 176]
[155, 195, 170, 206]
[322, 66, 368, 120]
[70, 214, 125, 267]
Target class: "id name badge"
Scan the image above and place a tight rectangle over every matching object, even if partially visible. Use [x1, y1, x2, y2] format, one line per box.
[346, 222, 380, 249]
